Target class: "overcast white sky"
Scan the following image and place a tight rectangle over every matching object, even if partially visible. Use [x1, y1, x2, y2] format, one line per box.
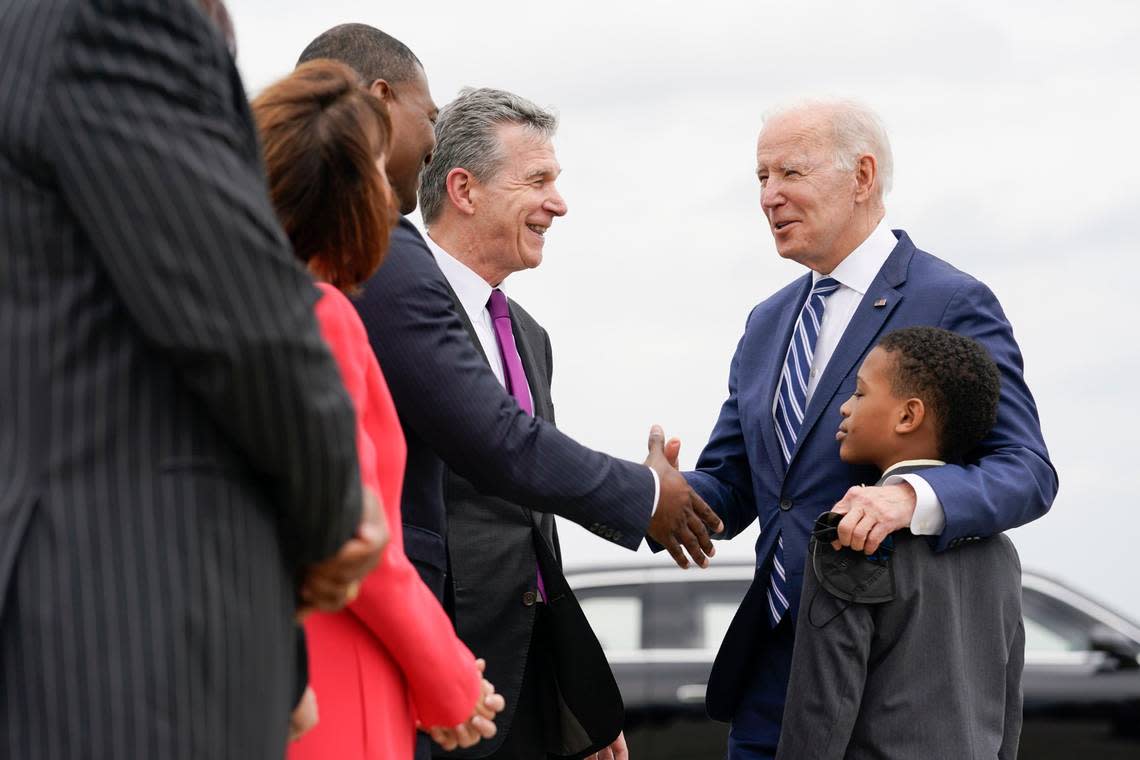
[233, 0, 1140, 620]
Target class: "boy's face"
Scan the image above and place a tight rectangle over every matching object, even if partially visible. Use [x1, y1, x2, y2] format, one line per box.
[836, 346, 904, 466]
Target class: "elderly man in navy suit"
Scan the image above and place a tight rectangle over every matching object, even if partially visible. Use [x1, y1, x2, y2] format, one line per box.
[676, 100, 1057, 759]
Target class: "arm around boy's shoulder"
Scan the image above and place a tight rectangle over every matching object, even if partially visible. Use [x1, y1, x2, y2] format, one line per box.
[922, 276, 1058, 549]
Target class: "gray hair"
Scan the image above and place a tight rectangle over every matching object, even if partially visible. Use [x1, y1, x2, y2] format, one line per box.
[764, 99, 894, 197]
[420, 87, 558, 224]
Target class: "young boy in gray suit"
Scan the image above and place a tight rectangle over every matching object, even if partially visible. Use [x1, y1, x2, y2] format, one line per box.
[776, 326, 1024, 760]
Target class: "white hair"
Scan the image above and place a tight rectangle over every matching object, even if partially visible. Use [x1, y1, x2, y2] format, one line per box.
[763, 98, 894, 197]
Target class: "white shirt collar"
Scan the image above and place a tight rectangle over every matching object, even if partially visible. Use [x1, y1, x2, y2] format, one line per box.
[881, 459, 945, 479]
[813, 217, 898, 296]
[424, 232, 496, 322]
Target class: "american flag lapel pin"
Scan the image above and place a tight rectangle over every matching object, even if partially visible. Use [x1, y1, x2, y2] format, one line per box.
[873, 297, 888, 308]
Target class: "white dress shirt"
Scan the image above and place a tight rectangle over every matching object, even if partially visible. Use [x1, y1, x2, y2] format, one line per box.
[425, 233, 661, 515]
[783, 219, 946, 535]
[424, 234, 505, 384]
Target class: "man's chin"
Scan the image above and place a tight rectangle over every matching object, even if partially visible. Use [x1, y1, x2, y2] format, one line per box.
[393, 181, 418, 216]
[774, 242, 801, 261]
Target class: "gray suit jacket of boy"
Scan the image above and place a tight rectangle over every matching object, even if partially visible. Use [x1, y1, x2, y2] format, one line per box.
[776, 464, 1025, 760]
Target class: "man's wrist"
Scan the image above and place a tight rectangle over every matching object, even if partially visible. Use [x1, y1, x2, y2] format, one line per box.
[884, 473, 945, 535]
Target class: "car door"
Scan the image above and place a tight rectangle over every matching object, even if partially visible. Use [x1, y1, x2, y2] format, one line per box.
[1019, 577, 1140, 759]
[635, 577, 748, 759]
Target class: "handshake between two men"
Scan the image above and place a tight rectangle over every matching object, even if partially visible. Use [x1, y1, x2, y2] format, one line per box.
[644, 424, 725, 570]
[298, 424, 727, 615]
[298, 423, 727, 612]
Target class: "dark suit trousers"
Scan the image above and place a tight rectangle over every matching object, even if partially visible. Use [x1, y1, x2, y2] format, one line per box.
[726, 618, 796, 760]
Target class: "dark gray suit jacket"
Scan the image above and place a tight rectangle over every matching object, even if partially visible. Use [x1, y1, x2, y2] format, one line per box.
[439, 292, 624, 759]
[777, 465, 1024, 760]
[0, 1, 361, 757]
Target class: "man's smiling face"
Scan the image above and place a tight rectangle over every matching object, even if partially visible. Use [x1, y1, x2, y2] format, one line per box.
[471, 123, 567, 280]
[756, 110, 861, 273]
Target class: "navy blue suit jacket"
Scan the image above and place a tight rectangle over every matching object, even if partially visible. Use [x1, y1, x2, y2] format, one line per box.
[352, 218, 655, 600]
[688, 230, 1057, 724]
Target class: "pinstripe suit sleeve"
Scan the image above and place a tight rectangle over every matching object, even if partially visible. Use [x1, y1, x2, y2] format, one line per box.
[356, 225, 654, 550]
[39, 0, 361, 566]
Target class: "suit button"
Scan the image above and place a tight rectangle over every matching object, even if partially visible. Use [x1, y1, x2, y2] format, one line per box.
[522, 591, 538, 607]
[779, 498, 793, 511]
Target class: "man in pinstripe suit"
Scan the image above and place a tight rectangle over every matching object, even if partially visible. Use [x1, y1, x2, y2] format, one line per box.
[0, 1, 381, 757]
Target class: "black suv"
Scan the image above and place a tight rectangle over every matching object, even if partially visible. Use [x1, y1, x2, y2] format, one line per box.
[566, 563, 1140, 759]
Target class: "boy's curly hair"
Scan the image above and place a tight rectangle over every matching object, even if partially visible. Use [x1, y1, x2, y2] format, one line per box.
[877, 327, 1001, 463]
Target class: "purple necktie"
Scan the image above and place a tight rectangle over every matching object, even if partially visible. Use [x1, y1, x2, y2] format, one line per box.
[487, 289, 545, 601]
[487, 289, 533, 415]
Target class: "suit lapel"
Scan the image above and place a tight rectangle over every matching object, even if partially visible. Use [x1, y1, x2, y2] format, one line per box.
[510, 308, 552, 421]
[761, 275, 814, 478]
[789, 234, 915, 466]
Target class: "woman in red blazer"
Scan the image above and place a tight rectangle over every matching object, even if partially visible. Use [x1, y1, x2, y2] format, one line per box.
[252, 60, 502, 759]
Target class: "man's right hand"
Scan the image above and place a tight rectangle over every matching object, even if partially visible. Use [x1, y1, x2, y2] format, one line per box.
[297, 486, 388, 618]
[645, 425, 723, 569]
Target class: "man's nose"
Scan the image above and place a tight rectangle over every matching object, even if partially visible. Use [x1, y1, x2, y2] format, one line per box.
[760, 178, 784, 211]
[546, 186, 567, 217]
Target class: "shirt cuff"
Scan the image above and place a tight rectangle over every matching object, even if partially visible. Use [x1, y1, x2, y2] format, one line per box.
[648, 466, 660, 518]
[883, 473, 945, 535]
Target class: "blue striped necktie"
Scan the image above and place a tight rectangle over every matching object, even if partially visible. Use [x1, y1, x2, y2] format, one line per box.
[767, 276, 840, 626]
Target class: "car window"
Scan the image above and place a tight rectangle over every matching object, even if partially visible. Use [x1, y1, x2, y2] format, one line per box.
[700, 600, 738, 649]
[646, 580, 750, 650]
[1022, 587, 1099, 652]
[576, 585, 644, 652]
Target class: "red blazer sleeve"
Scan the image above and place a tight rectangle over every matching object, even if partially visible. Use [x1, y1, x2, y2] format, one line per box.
[315, 284, 481, 728]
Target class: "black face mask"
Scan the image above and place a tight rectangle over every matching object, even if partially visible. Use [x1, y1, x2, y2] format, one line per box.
[807, 512, 896, 627]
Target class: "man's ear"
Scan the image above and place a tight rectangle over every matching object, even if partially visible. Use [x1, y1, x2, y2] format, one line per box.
[853, 153, 878, 203]
[445, 167, 477, 216]
[369, 79, 394, 103]
[895, 397, 926, 435]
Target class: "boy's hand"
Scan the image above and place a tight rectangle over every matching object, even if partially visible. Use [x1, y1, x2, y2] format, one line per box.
[830, 482, 916, 554]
